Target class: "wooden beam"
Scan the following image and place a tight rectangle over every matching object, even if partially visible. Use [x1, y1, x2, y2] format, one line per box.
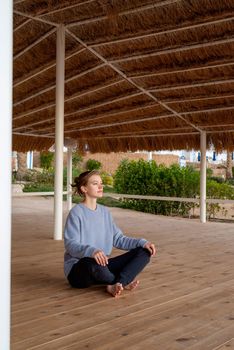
[63, 102, 234, 128]
[15, 126, 234, 139]
[110, 37, 234, 64]
[64, 106, 234, 132]
[91, 16, 234, 47]
[16, 75, 121, 108]
[205, 123, 234, 129]
[66, 123, 234, 138]
[38, 0, 97, 17]
[13, 28, 56, 60]
[50, 105, 234, 134]
[46, 130, 199, 138]
[13, 9, 58, 27]
[15, 90, 234, 131]
[186, 105, 234, 115]
[14, 0, 28, 3]
[86, 131, 200, 139]
[13, 99, 156, 132]
[13, 102, 234, 133]
[69, 129, 234, 139]
[13, 18, 31, 32]
[37, 114, 174, 134]
[13, 132, 54, 138]
[67, 124, 191, 135]
[150, 79, 234, 92]
[13, 48, 85, 87]
[67, 0, 178, 28]
[66, 29, 202, 133]
[13, 102, 55, 121]
[62, 103, 160, 127]
[130, 61, 234, 79]
[166, 93, 234, 104]
[13, 91, 143, 128]
[206, 129, 234, 134]
[14, 79, 125, 119]
[63, 79, 125, 104]
[14, 63, 106, 106]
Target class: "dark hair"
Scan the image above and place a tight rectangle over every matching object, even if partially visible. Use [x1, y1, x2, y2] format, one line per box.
[72, 170, 101, 197]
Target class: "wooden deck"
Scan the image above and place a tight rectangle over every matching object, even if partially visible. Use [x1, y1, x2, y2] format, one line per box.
[12, 197, 234, 350]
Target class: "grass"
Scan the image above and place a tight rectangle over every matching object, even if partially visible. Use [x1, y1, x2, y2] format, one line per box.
[23, 183, 55, 192]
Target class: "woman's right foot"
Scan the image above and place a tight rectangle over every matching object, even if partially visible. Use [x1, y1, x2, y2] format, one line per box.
[124, 280, 140, 291]
[106, 283, 123, 297]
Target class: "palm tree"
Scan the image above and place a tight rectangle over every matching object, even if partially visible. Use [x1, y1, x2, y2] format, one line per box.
[17, 152, 27, 178]
[226, 150, 233, 179]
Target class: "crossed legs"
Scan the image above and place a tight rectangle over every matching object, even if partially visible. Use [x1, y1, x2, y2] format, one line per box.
[67, 247, 151, 296]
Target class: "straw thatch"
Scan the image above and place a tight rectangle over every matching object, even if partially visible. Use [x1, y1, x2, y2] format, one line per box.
[13, 0, 234, 152]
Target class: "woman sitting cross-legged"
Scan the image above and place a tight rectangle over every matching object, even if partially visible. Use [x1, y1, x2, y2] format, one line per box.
[64, 170, 156, 297]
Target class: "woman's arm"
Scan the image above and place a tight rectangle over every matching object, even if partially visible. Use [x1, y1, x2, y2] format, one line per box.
[64, 212, 97, 259]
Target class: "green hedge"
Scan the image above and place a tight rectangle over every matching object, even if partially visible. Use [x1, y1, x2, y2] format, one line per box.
[86, 159, 102, 171]
[114, 159, 234, 217]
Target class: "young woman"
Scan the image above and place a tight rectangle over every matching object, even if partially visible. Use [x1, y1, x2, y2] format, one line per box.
[64, 170, 156, 297]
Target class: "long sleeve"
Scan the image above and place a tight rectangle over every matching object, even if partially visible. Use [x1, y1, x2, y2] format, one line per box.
[64, 212, 97, 259]
[112, 220, 147, 250]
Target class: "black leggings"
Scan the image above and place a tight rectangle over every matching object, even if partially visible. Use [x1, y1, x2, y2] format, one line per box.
[67, 247, 151, 288]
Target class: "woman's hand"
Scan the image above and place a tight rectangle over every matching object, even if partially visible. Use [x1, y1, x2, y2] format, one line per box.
[92, 250, 109, 266]
[144, 242, 156, 256]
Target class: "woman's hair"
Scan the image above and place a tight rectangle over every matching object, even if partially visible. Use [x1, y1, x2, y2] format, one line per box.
[72, 170, 101, 196]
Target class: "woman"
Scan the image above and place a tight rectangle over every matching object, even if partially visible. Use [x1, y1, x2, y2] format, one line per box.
[64, 170, 156, 297]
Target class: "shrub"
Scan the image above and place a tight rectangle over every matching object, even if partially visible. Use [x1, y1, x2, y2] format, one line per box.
[72, 152, 83, 167]
[209, 176, 225, 184]
[114, 159, 234, 218]
[40, 152, 54, 170]
[86, 159, 102, 171]
[63, 167, 81, 186]
[114, 159, 199, 216]
[101, 172, 114, 186]
[23, 183, 54, 192]
[207, 180, 234, 199]
[206, 180, 234, 219]
[226, 178, 234, 186]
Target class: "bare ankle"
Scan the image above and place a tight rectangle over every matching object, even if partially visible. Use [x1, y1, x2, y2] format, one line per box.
[106, 283, 123, 297]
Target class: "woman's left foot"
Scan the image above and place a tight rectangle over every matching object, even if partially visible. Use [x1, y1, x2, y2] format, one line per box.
[106, 283, 123, 297]
[124, 280, 140, 291]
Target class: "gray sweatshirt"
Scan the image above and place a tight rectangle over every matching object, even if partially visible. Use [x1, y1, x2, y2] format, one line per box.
[64, 203, 147, 277]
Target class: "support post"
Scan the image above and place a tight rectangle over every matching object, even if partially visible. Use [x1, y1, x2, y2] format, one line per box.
[54, 25, 65, 240]
[148, 151, 152, 161]
[0, 1, 12, 349]
[67, 147, 73, 212]
[200, 131, 207, 223]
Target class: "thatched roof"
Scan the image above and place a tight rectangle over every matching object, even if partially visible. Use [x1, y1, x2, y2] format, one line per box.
[13, 0, 234, 153]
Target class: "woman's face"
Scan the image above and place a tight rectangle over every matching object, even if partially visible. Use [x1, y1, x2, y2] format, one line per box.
[82, 174, 103, 199]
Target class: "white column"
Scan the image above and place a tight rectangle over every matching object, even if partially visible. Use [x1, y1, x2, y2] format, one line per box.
[26, 151, 33, 169]
[200, 131, 207, 223]
[0, 1, 12, 349]
[54, 25, 65, 240]
[67, 147, 73, 212]
[30, 151, 33, 169]
[147, 151, 152, 161]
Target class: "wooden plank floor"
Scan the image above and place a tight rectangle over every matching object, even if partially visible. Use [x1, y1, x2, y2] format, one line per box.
[11, 197, 234, 350]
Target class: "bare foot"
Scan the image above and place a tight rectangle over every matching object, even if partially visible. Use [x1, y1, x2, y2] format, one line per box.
[124, 280, 140, 291]
[106, 283, 123, 297]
